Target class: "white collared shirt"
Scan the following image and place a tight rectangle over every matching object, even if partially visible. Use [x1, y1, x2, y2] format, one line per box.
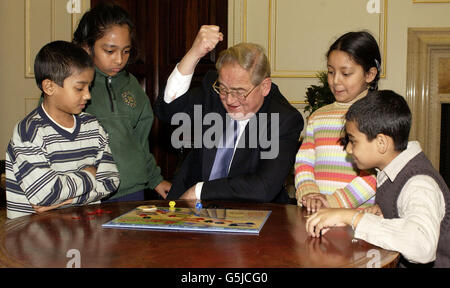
[355, 141, 446, 264]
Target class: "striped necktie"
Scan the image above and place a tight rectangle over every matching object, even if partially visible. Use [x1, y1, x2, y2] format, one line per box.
[209, 119, 239, 180]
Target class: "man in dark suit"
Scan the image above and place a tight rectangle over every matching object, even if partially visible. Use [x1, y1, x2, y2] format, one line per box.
[155, 25, 304, 203]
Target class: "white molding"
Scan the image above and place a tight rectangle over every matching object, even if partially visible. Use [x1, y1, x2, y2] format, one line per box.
[406, 28, 450, 170]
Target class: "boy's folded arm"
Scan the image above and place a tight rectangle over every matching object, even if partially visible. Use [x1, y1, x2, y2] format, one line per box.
[92, 166, 120, 199]
[11, 143, 98, 206]
[24, 127, 119, 207]
[91, 129, 120, 197]
[24, 166, 98, 207]
[355, 176, 445, 264]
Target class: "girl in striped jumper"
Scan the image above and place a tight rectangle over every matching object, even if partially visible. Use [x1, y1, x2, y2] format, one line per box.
[295, 31, 381, 212]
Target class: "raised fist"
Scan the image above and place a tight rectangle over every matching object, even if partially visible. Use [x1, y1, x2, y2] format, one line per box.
[189, 25, 224, 59]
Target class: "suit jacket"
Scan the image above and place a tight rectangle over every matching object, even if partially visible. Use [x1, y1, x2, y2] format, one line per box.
[155, 71, 304, 203]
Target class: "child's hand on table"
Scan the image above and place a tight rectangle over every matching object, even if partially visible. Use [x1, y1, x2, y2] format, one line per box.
[302, 193, 329, 213]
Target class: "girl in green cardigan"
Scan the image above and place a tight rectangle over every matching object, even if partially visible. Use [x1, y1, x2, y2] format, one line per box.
[73, 3, 171, 201]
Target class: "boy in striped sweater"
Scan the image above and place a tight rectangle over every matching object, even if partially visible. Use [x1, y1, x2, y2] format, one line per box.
[6, 41, 120, 219]
[295, 31, 381, 211]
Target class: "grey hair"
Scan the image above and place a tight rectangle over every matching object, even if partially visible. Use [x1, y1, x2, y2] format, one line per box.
[216, 42, 271, 85]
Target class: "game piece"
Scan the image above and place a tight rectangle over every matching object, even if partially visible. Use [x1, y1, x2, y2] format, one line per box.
[193, 201, 202, 215]
[169, 201, 176, 212]
[137, 205, 157, 212]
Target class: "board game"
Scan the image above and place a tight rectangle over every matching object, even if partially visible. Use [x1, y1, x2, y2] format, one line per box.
[102, 206, 271, 234]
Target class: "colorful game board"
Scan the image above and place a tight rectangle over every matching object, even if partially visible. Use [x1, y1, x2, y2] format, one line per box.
[102, 206, 271, 234]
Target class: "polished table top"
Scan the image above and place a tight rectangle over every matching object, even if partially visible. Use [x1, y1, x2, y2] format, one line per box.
[0, 200, 399, 268]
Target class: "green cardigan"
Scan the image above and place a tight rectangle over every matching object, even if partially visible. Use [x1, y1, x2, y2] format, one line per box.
[85, 68, 163, 199]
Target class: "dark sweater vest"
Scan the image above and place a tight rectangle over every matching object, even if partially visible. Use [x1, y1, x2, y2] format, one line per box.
[375, 152, 450, 268]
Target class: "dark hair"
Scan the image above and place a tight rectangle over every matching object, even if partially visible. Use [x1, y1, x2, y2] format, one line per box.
[34, 41, 94, 91]
[344, 90, 411, 152]
[73, 2, 137, 62]
[327, 31, 381, 91]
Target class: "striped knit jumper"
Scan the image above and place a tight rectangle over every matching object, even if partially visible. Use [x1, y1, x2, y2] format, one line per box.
[6, 106, 120, 219]
[294, 93, 377, 208]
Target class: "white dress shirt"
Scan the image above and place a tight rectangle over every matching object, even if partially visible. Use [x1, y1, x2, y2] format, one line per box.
[164, 65, 249, 199]
[355, 141, 446, 264]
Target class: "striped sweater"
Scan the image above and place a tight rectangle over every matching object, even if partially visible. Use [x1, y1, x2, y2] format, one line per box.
[6, 106, 120, 219]
[294, 98, 377, 208]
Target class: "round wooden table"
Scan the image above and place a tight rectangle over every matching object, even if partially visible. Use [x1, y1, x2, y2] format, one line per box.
[0, 200, 399, 268]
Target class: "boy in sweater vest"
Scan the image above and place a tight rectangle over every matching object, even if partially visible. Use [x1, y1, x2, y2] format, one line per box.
[305, 90, 449, 267]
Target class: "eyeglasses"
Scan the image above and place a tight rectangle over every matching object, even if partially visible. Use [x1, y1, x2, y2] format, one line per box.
[212, 79, 258, 102]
